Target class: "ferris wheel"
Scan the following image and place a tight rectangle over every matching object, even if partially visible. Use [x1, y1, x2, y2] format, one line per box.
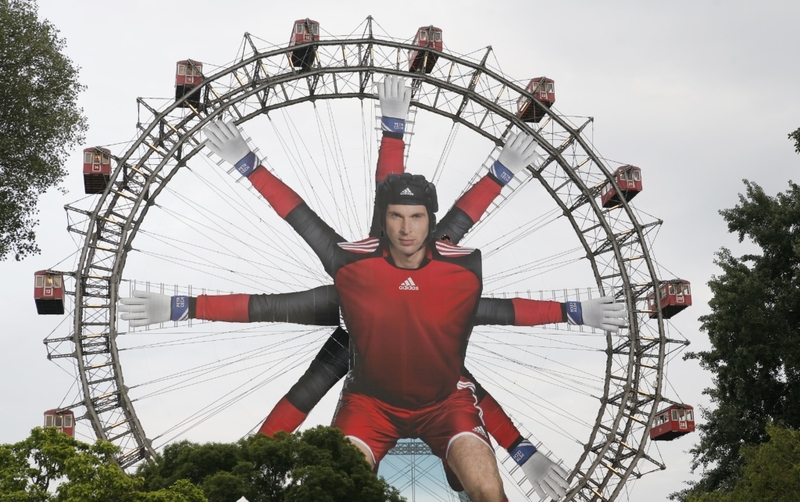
[42, 17, 692, 502]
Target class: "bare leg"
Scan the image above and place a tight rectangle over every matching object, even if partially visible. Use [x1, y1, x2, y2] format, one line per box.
[447, 434, 506, 502]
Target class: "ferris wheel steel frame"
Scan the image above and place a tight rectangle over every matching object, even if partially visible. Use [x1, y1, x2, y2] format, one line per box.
[50, 22, 682, 501]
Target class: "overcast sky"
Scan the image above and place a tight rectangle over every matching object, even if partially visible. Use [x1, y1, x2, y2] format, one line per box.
[2, 1, 799, 501]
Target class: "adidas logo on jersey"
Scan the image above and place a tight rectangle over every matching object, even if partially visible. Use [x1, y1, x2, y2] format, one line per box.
[399, 277, 419, 291]
[400, 187, 414, 196]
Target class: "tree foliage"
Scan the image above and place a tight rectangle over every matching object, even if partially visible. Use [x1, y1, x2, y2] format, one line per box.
[789, 127, 800, 154]
[137, 426, 404, 502]
[0, 0, 87, 261]
[674, 180, 800, 499]
[0, 427, 207, 502]
[685, 424, 800, 502]
[1, 426, 403, 502]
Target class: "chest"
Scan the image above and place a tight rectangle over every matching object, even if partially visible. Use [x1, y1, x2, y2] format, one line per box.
[335, 258, 480, 323]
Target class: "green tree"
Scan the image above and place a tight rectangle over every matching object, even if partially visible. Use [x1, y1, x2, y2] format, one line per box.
[789, 127, 800, 154]
[0, 0, 88, 261]
[245, 427, 402, 502]
[137, 440, 244, 500]
[686, 424, 800, 502]
[673, 180, 800, 500]
[0, 427, 207, 502]
[137, 426, 404, 502]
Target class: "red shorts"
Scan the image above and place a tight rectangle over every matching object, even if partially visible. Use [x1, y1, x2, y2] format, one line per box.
[332, 378, 491, 465]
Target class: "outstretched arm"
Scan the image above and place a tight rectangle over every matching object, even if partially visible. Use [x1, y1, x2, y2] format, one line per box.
[438, 131, 542, 244]
[204, 120, 346, 277]
[119, 285, 350, 439]
[375, 74, 411, 181]
[119, 286, 340, 327]
[476, 296, 627, 332]
[258, 325, 349, 436]
[369, 75, 412, 237]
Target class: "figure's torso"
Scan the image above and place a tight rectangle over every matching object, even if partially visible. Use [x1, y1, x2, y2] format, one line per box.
[334, 239, 482, 408]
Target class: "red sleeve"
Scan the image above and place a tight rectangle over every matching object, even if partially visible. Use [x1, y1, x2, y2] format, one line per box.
[453, 174, 503, 223]
[258, 396, 308, 436]
[375, 136, 405, 182]
[196, 294, 251, 322]
[247, 166, 305, 219]
[511, 298, 565, 326]
[478, 392, 522, 450]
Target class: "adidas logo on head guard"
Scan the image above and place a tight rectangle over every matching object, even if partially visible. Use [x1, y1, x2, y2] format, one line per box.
[400, 187, 414, 196]
[399, 277, 419, 291]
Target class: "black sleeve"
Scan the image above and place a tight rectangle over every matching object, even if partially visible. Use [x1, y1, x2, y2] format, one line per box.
[284, 203, 347, 278]
[475, 297, 515, 325]
[249, 285, 341, 325]
[475, 297, 568, 326]
[285, 326, 350, 413]
[436, 206, 474, 244]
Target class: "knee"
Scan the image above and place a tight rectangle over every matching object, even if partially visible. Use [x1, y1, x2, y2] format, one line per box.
[345, 435, 376, 471]
[469, 477, 505, 502]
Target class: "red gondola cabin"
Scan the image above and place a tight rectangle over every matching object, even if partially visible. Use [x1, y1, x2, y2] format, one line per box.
[409, 26, 442, 73]
[517, 77, 555, 123]
[83, 147, 111, 194]
[647, 279, 692, 319]
[175, 60, 204, 108]
[34, 270, 64, 315]
[601, 165, 642, 208]
[288, 19, 320, 70]
[44, 409, 75, 437]
[650, 404, 695, 441]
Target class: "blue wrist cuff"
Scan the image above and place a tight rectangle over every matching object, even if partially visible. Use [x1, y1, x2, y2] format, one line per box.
[509, 439, 537, 466]
[381, 117, 405, 134]
[490, 161, 515, 185]
[171, 295, 189, 321]
[234, 151, 259, 177]
[566, 301, 583, 325]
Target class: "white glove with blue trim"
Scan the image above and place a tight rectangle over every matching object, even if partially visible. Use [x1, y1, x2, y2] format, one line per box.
[509, 439, 570, 500]
[377, 75, 412, 134]
[492, 132, 540, 185]
[204, 120, 260, 177]
[565, 296, 627, 332]
[119, 290, 189, 327]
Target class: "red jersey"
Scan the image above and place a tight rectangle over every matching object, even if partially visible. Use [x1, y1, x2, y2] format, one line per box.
[335, 238, 482, 408]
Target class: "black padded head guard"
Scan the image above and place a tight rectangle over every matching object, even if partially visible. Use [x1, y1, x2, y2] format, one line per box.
[376, 173, 438, 240]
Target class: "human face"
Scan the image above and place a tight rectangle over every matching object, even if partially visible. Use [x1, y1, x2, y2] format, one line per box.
[384, 203, 429, 269]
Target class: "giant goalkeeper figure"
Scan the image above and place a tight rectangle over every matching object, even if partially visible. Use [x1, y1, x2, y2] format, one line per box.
[120, 76, 626, 502]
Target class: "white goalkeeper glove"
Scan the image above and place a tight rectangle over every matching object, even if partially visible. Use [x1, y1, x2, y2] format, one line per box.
[204, 120, 260, 177]
[492, 132, 541, 185]
[509, 439, 570, 500]
[377, 75, 412, 134]
[119, 290, 189, 327]
[565, 296, 627, 332]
